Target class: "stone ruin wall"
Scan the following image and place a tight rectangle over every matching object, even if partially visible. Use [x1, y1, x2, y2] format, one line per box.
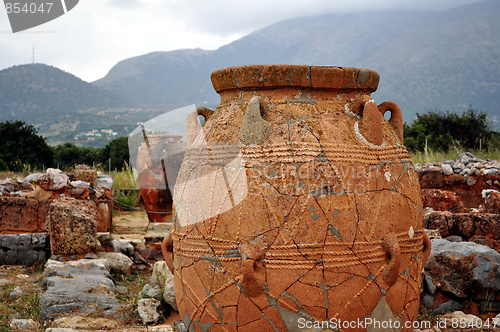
[418, 153, 500, 316]
[0, 166, 114, 265]
[418, 153, 500, 249]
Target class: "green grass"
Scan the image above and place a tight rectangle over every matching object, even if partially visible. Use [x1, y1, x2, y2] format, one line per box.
[114, 190, 140, 211]
[110, 161, 141, 211]
[409, 147, 500, 164]
[109, 161, 139, 191]
[112, 270, 150, 326]
[26, 293, 41, 321]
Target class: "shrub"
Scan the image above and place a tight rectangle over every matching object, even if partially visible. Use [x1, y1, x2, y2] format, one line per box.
[404, 107, 494, 152]
[0, 120, 53, 171]
[0, 159, 8, 171]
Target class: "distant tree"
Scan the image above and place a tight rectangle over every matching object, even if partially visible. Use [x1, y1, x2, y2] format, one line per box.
[53, 142, 79, 168]
[100, 136, 130, 170]
[0, 120, 53, 171]
[53, 142, 101, 169]
[403, 107, 492, 152]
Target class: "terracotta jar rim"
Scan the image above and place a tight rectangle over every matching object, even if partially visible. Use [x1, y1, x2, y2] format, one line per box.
[210, 64, 380, 93]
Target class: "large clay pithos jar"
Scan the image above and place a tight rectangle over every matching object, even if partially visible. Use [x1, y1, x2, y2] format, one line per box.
[163, 65, 431, 331]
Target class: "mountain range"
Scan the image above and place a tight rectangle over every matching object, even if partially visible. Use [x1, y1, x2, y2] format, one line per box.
[0, 64, 127, 119]
[94, 0, 500, 122]
[0, 0, 499, 145]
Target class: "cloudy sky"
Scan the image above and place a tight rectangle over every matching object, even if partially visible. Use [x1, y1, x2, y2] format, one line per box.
[0, 0, 480, 82]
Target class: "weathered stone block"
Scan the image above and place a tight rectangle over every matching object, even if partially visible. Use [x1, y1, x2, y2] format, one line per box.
[419, 168, 444, 188]
[74, 165, 98, 183]
[0, 197, 46, 233]
[5, 250, 17, 264]
[0, 233, 49, 265]
[37, 169, 69, 191]
[96, 252, 133, 275]
[95, 174, 114, 190]
[424, 211, 500, 248]
[425, 239, 500, 301]
[421, 188, 465, 212]
[469, 235, 500, 251]
[110, 239, 134, 256]
[149, 261, 177, 310]
[40, 259, 121, 321]
[15, 233, 32, 250]
[483, 190, 500, 214]
[48, 198, 98, 255]
[32, 233, 48, 250]
[16, 249, 47, 266]
[137, 298, 160, 324]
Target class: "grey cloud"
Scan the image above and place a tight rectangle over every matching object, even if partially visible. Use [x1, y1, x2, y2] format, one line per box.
[164, 0, 482, 36]
[107, 0, 140, 8]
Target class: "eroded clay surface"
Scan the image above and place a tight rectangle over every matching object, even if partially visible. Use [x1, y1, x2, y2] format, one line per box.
[168, 65, 428, 331]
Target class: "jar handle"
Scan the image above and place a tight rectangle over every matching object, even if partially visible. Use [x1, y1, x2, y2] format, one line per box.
[238, 96, 273, 145]
[161, 231, 174, 273]
[358, 97, 384, 146]
[196, 105, 214, 123]
[422, 230, 432, 265]
[378, 101, 403, 142]
[186, 106, 214, 148]
[380, 233, 401, 288]
[241, 258, 266, 298]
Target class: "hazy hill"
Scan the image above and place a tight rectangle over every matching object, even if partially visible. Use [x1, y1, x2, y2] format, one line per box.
[1, 0, 499, 146]
[363, 0, 500, 122]
[0, 63, 128, 120]
[93, 50, 215, 107]
[95, 0, 500, 123]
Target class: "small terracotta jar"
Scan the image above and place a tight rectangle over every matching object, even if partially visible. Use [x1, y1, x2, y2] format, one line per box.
[163, 65, 431, 331]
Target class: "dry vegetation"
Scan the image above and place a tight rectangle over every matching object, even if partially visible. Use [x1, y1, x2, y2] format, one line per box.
[411, 148, 500, 165]
[0, 265, 43, 331]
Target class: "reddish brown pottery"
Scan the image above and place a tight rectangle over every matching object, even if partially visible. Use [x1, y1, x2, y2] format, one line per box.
[137, 134, 174, 223]
[163, 65, 432, 331]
